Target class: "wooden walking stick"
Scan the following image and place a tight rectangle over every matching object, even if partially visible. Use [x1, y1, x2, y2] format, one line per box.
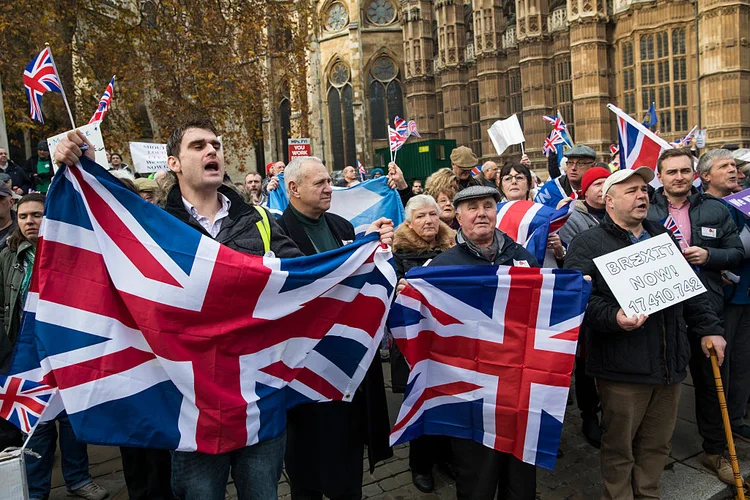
[707, 340, 746, 500]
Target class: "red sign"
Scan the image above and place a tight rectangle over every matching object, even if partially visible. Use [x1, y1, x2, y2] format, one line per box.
[288, 138, 311, 159]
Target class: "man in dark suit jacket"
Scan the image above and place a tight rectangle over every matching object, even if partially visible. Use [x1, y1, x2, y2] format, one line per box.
[277, 155, 394, 500]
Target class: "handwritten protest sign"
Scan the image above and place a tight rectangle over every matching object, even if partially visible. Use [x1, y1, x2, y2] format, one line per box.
[130, 142, 168, 173]
[48, 121, 107, 170]
[593, 232, 706, 317]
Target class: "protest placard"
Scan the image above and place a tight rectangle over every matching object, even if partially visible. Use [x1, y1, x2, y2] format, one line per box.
[724, 188, 750, 217]
[593, 232, 706, 317]
[47, 121, 107, 169]
[130, 142, 168, 173]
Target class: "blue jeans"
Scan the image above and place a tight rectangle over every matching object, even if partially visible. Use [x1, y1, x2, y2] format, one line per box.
[171, 432, 285, 500]
[25, 413, 93, 500]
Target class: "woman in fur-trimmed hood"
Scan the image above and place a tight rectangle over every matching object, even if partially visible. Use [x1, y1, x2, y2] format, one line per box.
[393, 195, 456, 279]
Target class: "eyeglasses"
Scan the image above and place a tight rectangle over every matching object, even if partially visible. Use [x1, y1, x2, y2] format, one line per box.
[567, 160, 594, 167]
[501, 174, 527, 184]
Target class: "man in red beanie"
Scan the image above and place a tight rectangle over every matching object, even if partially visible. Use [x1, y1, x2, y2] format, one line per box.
[558, 164, 610, 449]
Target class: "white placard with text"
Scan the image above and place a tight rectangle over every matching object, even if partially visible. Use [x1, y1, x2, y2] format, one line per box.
[48, 121, 107, 170]
[130, 142, 168, 173]
[593, 232, 706, 317]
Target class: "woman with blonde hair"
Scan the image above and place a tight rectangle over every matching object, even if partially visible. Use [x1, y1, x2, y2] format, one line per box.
[424, 168, 458, 199]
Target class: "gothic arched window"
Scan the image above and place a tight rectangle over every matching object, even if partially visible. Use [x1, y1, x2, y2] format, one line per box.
[368, 56, 404, 141]
[328, 61, 356, 170]
[325, 2, 349, 32]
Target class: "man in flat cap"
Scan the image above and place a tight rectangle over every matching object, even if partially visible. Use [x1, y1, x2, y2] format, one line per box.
[419, 185, 539, 498]
[450, 146, 482, 193]
[536, 144, 597, 208]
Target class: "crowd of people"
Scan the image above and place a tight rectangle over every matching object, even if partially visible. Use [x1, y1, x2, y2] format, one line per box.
[0, 121, 749, 500]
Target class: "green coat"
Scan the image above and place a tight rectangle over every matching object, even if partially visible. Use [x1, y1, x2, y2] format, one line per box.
[0, 240, 32, 372]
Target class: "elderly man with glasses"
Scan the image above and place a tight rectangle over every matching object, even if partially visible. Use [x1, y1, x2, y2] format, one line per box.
[536, 144, 597, 208]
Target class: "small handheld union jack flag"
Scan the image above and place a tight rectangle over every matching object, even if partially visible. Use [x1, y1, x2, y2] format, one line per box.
[0, 374, 56, 434]
[543, 131, 563, 157]
[407, 120, 421, 138]
[357, 160, 366, 181]
[663, 215, 685, 246]
[394, 116, 408, 137]
[89, 75, 116, 124]
[23, 47, 62, 123]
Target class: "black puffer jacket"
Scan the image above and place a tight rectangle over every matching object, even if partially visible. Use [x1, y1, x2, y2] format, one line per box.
[648, 188, 744, 313]
[429, 229, 539, 268]
[564, 216, 722, 385]
[164, 183, 302, 258]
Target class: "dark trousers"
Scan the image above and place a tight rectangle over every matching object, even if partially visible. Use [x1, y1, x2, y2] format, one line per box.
[598, 380, 680, 500]
[689, 333, 727, 455]
[724, 303, 750, 429]
[120, 446, 174, 500]
[409, 435, 452, 474]
[289, 483, 361, 500]
[575, 354, 600, 417]
[451, 438, 536, 500]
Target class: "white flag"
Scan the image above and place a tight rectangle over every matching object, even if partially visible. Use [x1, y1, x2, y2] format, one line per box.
[488, 114, 526, 156]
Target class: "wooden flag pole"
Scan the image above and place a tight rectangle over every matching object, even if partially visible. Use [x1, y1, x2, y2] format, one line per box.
[45, 43, 76, 130]
[707, 341, 746, 500]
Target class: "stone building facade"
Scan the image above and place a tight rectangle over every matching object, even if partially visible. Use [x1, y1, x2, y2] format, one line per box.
[263, 0, 749, 173]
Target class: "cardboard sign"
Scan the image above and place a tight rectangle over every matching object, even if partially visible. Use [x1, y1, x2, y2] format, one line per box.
[130, 142, 168, 173]
[47, 121, 107, 170]
[288, 138, 311, 160]
[593, 232, 706, 317]
[724, 188, 750, 217]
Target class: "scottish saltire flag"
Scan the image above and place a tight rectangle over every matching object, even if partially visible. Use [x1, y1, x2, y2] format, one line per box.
[496, 200, 574, 264]
[267, 173, 289, 216]
[388, 265, 591, 469]
[23, 47, 62, 123]
[534, 177, 572, 209]
[0, 375, 56, 434]
[8, 156, 396, 453]
[609, 104, 672, 173]
[89, 75, 115, 124]
[265, 176, 405, 236]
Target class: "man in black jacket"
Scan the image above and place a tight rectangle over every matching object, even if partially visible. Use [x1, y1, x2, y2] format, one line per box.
[0, 147, 31, 193]
[395, 185, 540, 500]
[277, 155, 394, 500]
[565, 166, 725, 500]
[647, 148, 743, 483]
[54, 119, 303, 500]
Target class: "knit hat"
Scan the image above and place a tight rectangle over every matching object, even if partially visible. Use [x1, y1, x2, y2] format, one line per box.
[450, 146, 479, 169]
[37, 140, 48, 151]
[579, 167, 611, 197]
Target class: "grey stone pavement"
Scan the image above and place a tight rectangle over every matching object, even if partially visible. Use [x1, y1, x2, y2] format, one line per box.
[45, 367, 750, 500]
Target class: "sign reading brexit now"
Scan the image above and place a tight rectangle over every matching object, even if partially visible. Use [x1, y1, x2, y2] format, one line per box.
[593, 232, 706, 317]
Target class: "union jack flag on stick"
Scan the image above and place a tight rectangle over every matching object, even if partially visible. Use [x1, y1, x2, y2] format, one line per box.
[23, 47, 62, 124]
[89, 76, 116, 124]
[7, 156, 395, 453]
[388, 265, 591, 469]
[0, 375, 56, 435]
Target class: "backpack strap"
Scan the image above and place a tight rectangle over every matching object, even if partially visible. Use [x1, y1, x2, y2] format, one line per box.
[253, 205, 271, 254]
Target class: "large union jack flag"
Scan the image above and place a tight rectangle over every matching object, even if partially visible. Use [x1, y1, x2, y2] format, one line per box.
[609, 104, 672, 173]
[388, 265, 591, 469]
[89, 76, 115, 124]
[496, 200, 574, 264]
[8, 156, 395, 453]
[0, 375, 56, 434]
[23, 47, 62, 123]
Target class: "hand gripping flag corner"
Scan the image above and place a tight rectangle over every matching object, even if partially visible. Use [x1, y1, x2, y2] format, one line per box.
[387, 265, 591, 470]
[8, 156, 396, 453]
